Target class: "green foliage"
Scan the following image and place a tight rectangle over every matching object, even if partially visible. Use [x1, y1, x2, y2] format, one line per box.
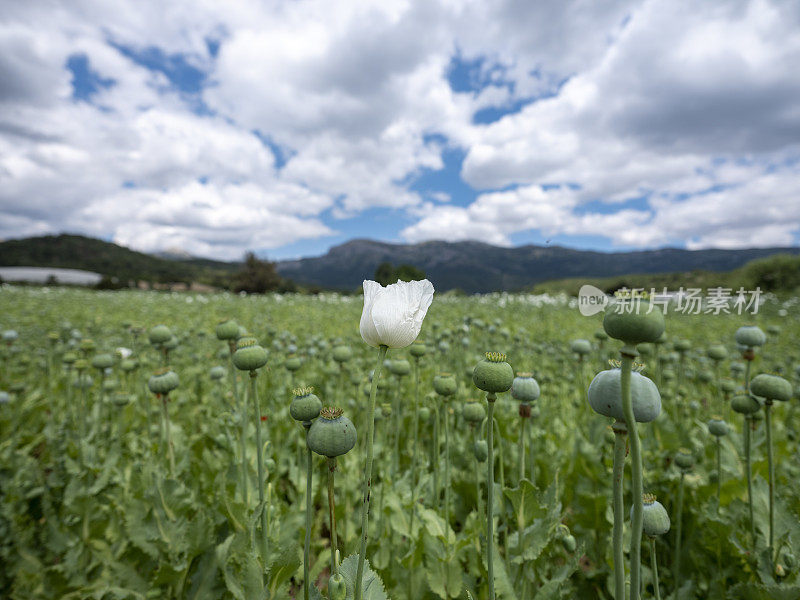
[0, 286, 798, 599]
[741, 254, 800, 292]
[232, 252, 283, 294]
[374, 262, 395, 286]
[534, 252, 800, 296]
[373, 261, 426, 286]
[0, 234, 237, 285]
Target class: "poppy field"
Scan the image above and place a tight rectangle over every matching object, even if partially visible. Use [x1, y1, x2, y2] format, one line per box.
[1, 283, 799, 600]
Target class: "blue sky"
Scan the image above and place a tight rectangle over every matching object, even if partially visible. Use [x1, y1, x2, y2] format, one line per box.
[2, 0, 800, 260]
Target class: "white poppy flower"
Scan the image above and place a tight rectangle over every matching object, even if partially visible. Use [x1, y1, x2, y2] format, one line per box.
[116, 347, 133, 359]
[359, 279, 434, 348]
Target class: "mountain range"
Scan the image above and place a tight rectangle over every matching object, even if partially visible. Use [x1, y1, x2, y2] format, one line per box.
[276, 239, 800, 293]
[1, 234, 799, 293]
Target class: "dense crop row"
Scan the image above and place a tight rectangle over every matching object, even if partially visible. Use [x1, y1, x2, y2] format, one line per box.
[0, 286, 798, 599]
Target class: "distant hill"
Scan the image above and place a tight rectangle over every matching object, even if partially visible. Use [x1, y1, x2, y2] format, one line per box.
[0, 234, 237, 285]
[3, 234, 799, 293]
[275, 239, 800, 293]
[533, 253, 800, 296]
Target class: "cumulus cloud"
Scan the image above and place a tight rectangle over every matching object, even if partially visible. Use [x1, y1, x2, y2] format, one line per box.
[0, 0, 798, 258]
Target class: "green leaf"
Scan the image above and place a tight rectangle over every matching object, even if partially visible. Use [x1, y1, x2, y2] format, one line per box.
[186, 547, 220, 600]
[503, 479, 541, 527]
[266, 542, 302, 598]
[479, 544, 518, 600]
[727, 583, 800, 600]
[339, 554, 388, 600]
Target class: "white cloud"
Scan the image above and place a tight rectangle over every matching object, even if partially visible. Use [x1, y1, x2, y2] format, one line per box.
[90, 181, 334, 259]
[403, 163, 800, 249]
[0, 0, 798, 258]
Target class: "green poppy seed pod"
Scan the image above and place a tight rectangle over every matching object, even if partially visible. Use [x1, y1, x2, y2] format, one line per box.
[473, 352, 514, 394]
[381, 402, 392, 418]
[72, 375, 92, 389]
[419, 406, 431, 422]
[148, 368, 179, 395]
[112, 393, 131, 407]
[148, 325, 172, 345]
[697, 369, 713, 383]
[80, 338, 96, 353]
[750, 373, 792, 402]
[594, 330, 608, 341]
[74, 358, 89, 371]
[433, 373, 457, 397]
[120, 359, 137, 373]
[511, 373, 540, 403]
[720, 379, 735, 394]
[561, 534, 577, 553]
[284, 355, 302, 372]
[63, 352, 77, 365]
[603, 301, 665, 345]
[707, 418, 728, 437]
[0, 391, 9, 404]
[215, 319, 239, 341]
[2, 330, 18, 343]
[409, 341, 428, 358]
[570, 339, 592, 356]
[707, 345, 728, 362]
[474, 440, 488, 462]
[767, 324, 781, 336]
[91, 353, 114, 370]
[290, 387, 322, 422]
[632, 494, 670, 537]
[332, 345, 353, 363]
[730, 362, 745, 375]
[307, 407, 357, 458]
[735, 326, 766, 348]
[163, 335, 179, 351]
[674, 449, 694, 470]
[209, 365, 226, 380]
[103, 379, 118, 392]
[329, 573, 347, 600]
[731, 394, 761, 414]
[388, 359, 411, 377]
[587, 369, 661, 423]
[674, 339, 691, 353]
[233, 337, 268, 371]
[463, 401, 486, 424]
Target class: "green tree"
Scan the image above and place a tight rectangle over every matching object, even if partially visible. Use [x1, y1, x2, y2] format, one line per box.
[394, 263, 426, 282]
[374, 261, 395, 286]
[232, 252, 282, 293]
[741, 254, 800, 292]
[374, 262, 426, 285]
